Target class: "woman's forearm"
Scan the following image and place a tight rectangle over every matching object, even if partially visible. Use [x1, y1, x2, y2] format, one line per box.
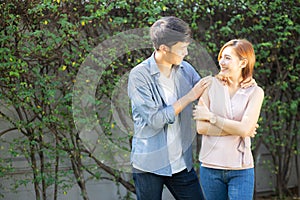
[196, 120, 230, 136]
[195, 87, 264, 137]
[212, 87, 264, 137]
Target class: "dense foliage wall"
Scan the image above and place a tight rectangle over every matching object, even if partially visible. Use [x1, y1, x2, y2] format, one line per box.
[0, 0, 299, 199]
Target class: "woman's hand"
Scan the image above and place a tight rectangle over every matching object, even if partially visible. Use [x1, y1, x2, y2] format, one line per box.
[241, 77, 257, 88]
[247, 123, 259, 137]
[193, 98, 212, 121]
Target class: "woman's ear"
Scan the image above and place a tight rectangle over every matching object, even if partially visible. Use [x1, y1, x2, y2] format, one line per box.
[240, 59, 248, 68]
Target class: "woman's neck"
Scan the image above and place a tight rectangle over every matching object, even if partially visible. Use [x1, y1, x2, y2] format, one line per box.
[227, 79, 240, 89]
[226, 76, 243, 98]
[226, 75, 243, 88]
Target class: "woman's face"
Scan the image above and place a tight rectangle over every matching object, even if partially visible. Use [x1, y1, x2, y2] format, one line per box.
[218, 46, 243, 79]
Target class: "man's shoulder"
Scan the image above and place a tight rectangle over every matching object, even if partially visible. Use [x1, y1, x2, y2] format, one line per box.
[180, 60, 198, 75]
[181, 60, 193, 68]
[130, 59, 149, 75]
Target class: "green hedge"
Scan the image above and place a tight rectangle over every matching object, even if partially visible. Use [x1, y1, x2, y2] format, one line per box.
[0, 0, 299, 199]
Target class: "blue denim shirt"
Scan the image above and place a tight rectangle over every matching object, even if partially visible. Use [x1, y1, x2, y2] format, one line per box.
[128, 53, 201, 176]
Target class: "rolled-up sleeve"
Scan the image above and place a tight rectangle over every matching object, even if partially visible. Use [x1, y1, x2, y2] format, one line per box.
[128, 68, 175, 134]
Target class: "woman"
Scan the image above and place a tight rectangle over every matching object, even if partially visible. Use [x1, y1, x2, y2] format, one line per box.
[193, 39, 264, 200]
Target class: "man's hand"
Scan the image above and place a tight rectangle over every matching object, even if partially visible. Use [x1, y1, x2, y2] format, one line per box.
[173, 76, 212, 116]
[187, 76, 212, 101]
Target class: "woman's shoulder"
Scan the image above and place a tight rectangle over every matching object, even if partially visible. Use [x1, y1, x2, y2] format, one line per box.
[211, 76, 226, 87]
[213, 75, 230, 85]
[248, 85, 264, 100]
[207, 76, 226, 95]
[253, 85, 264, 96]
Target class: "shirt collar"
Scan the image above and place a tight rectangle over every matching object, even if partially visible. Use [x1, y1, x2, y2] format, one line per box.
[149, 53, 160, 75]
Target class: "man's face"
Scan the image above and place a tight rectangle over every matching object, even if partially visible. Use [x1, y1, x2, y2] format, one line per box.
[166, 42, 189, 65]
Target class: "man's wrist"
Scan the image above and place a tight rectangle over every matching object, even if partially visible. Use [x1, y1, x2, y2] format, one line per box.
[186, 89, 196, 102]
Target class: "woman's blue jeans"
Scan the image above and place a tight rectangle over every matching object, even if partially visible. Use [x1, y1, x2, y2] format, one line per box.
[200, 166, 254, 200]
[133, 167, 205, 200]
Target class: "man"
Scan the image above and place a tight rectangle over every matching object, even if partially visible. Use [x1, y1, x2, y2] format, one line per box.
[128, 16, 209, 200]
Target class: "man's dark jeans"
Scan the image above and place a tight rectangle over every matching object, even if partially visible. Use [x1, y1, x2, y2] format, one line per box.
[133, 168, 205, 200]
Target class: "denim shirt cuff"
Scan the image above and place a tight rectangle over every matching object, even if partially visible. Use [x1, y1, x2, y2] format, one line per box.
[165, 105, 176, 124]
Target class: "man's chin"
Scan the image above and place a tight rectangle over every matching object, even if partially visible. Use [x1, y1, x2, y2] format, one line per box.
[175, 60, 183, 66]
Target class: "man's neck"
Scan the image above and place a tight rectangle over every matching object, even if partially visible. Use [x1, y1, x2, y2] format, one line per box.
[154, 51, 173, 78]
[158, 64, 174, 78]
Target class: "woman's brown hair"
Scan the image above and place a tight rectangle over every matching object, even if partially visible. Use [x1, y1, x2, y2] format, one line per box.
[218, 39, 256, 82]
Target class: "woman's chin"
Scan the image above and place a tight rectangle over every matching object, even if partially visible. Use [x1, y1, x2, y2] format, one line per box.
[219, 71, 228, 77]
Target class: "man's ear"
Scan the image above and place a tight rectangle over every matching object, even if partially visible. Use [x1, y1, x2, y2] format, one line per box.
[240, 59, 248, 69]
[158, 44, 169, 53]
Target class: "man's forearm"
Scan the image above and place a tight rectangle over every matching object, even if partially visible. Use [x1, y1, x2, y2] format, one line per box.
[173, 92, 194, 116]
[174, 76, 211, 115]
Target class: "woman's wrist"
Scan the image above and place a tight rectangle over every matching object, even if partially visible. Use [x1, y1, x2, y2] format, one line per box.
[214, 115, 225, 131]
[209, 113, 217, 124]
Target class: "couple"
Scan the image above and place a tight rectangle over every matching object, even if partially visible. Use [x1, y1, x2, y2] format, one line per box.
[127, 16, 264, 200]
